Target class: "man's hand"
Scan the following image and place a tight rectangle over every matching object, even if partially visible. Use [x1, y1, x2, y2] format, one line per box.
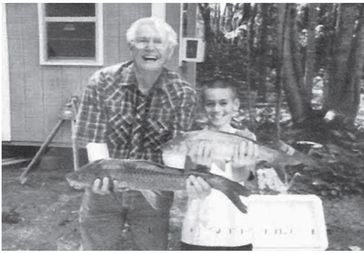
[92, 177, 129, 195]
[186, 175, 211, 199]
[86, 143, 128, 195]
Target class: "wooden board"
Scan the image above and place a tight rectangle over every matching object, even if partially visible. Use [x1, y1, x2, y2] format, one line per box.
[2, 157, 31, 166]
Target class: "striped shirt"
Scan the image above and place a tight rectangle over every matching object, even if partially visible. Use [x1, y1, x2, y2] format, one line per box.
[74, 61, 197, 163]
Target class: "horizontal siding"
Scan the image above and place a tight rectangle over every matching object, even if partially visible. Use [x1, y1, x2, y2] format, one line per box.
[6, 3, 100, 145]
[6, 3, 195, 146]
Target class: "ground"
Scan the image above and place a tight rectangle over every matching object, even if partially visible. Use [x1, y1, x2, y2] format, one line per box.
[2, 147, 364, 250]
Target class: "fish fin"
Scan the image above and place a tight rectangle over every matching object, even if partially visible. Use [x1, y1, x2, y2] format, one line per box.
[228, 191, 248, 214]
[184, 155, 210, 173]
[140, 190, 163, 210]
[207, 175, 250, 213]
[286, 172, 302, 191]
[213, 159, 226, 172]
[273, 165, 288, 184]
[184, 155, 195, 174]
[247, 170, 256, 181]
[195, 164, 210, 173]
[218, 182, 248, 213]
[230, 179, 251, 197]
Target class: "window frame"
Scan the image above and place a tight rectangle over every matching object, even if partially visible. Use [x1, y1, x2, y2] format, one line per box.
[38, 3, 103, 66]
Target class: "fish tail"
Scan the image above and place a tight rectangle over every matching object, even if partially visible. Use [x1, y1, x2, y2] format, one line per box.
[205, 174, 250, 213]
[226, 190, 248, 214]
[223, 176, 251, 197]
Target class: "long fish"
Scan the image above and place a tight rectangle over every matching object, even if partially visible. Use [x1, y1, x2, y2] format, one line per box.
[161, 129, 319, 182]
[65, 158, 251, 213]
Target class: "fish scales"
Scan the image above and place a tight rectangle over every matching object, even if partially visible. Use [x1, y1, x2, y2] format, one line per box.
[162, 129, 319, 178]
[107, 167, 186, 191]
[65, 159, 250, 213]
[163, 130, 285, 164]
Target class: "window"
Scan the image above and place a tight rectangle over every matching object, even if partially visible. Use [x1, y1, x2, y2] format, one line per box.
[38, 3, 103, 65]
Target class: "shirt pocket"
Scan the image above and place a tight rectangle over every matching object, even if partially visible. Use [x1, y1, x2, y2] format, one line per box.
[107, 103, 134, 144]
[148, 103, 175, 123]
[142, 117, 172, 148]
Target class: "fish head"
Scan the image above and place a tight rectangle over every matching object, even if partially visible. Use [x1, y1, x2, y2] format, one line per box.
[65, 169, 98, 190]
[161, 133, 189, 168]
[161, 133, 189, 153]
[65, 171, 85, 190]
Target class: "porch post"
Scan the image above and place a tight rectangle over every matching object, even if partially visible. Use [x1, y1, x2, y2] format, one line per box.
[2, 3, 11, 141]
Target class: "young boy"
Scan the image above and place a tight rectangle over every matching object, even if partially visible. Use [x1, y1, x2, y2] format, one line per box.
[180, 79, 257, 250]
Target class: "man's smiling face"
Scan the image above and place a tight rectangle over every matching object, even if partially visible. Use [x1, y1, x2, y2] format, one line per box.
[130, 24, 172, 72]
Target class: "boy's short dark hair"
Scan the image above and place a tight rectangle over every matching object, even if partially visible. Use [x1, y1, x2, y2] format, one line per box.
[200, 78, 239, 102]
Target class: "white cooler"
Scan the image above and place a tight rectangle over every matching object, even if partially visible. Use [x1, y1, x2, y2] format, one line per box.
[248, 194, 328, 250]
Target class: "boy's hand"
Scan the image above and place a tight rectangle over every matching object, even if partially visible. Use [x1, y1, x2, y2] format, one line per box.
[186, 175, 211, 199]
[187, 140, 214, 167]
[231, 141, 258, 171]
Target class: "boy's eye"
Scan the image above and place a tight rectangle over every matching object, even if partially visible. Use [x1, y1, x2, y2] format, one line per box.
[218, 100, 229, 106]
[205, 101, 215, 107]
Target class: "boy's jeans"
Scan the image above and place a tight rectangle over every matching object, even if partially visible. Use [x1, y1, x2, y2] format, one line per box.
[79, 189, 174, 250]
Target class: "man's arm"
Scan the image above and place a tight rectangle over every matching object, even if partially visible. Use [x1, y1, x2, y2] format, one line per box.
[73, 72, 108, 148]
[75, 72, 113, 194]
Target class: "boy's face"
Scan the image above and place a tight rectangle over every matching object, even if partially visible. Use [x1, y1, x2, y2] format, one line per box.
[203, 88, 240, 130]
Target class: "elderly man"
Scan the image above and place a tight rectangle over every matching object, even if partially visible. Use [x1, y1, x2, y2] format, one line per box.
[74, 17, 197, 250]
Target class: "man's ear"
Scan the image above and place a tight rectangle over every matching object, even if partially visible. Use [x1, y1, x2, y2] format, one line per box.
[128, 42, 134, 51]
[128, 42, 135, 58]
[166, 46, 175, 60]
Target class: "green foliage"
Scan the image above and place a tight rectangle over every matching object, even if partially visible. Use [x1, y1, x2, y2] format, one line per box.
[196, 3, 279, 95]
[197, 3, 364, 126]
[197, 42, 248, 84]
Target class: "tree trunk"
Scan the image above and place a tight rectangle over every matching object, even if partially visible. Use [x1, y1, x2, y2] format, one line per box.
[275, 3, 288, 139]
[282, 3, 311, 123]
[324, 3, 364, 124]
[198, 4, 212, 43]
[222, 3, 234, 33]
[256, 3, 269, 100]
[247, 4, 258, 130]
[198, 3, 213, 68]
[304, 3, 319, 103]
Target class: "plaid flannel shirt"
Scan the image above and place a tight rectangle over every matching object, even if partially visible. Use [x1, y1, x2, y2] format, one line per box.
[74, 61, 197, 163]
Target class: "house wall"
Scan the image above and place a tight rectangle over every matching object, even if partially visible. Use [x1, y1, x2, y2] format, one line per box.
[5, 3, 196, 146]
[2, 4, 11, 141]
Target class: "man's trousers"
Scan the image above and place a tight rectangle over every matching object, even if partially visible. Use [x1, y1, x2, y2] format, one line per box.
[79, 189, 174, 250]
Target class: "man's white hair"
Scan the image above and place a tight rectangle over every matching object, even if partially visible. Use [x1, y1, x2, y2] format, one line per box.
[126, 17, 178, 49]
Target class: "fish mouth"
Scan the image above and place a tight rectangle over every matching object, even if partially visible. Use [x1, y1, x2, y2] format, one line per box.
[65, 176, 85, 190]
